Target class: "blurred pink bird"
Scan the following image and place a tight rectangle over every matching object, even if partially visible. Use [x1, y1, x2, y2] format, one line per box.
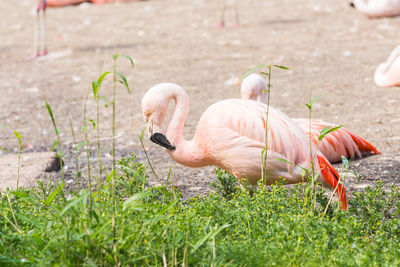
[374, 45, 400, 87]
[349, 0, 400, 18]
[241, 73, 380, 163]
[142, 83, 347, 209]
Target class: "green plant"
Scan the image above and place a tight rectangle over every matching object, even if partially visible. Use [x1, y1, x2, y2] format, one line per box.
[241, 64, 289, 186]
[13, 131, 22, 190]
[303, 94, 343, 210]
[117, 154, 149, 194]
[1, 166, 399, 266]
[68, 118, 83, 184]
[82, 93, 93, 197]
[45, 99, 64, 181]
[110, 53, 134, 256]
[211, 167, 239, 199]
[92, 70, 110, 182]
[139, 128, 161, 182]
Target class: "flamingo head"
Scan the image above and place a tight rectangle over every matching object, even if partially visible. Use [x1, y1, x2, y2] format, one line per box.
[374, 44, 400, 87]
[141, 83, 180, 150]
[240, 73, 266, 101]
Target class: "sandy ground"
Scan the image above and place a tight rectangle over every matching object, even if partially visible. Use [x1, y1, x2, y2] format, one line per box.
[0, 0, 399, 197]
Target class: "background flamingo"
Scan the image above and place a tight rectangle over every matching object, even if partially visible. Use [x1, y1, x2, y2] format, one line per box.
[141, 83, 347, 209]
[241, 73, 380, 163]
[348, 0, 400, 18]
[31, 0, 141, 59]
[374, 45, 400, 87]
[31, 0, 87, 59]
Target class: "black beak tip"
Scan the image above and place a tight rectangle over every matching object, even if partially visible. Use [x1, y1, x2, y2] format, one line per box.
[349, 2, 355, 8]
[150, 132, 176, 150]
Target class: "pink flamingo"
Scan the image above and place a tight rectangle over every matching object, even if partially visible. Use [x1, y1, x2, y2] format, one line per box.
[241, 73, 380, 163]
[374, 45, 400, 87]
[30, 0, 140, 59]
[142, 83, 347, 209]
[348, 0, 400, 18]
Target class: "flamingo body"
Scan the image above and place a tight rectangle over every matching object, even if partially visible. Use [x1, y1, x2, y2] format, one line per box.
[350, 0, 400, 18]
[374, 45, 400, 87]
[241, 74, 380, 163]
[142, 83, 347, 209]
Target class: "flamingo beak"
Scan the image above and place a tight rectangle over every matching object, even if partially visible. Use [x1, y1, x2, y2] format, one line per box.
[146, 122, 175, 150]
[150, 133, 176, 150]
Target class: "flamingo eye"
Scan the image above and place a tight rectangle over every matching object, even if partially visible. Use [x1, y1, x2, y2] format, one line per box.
[144, 110, 151, 116]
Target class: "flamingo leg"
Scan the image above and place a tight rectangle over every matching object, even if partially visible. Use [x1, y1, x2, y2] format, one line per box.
[28, 0, 46, 60]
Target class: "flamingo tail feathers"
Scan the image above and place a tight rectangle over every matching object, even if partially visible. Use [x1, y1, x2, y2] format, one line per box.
[345, 130, 380, 157]
[322, 128, 380, 163]
[317, 155, 347, 210]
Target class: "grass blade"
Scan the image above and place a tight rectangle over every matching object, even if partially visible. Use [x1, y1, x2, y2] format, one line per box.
[60, 190, 89, 216]
[240, 64, 266, 80]
[271, 65, 290, 70]
[117, 72, 131, 93]
[121, 55, 134, 68]
[192, 224, 230, 252]
[123, 192, 152, 210]
[318, 125, 343, 141]
[45, 100, 59, 135]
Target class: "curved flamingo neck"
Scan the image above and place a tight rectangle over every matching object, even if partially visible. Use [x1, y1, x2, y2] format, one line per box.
[164, 87, 210, 167]
[165, 88, 189, 145]
[382, 45, 400, 71]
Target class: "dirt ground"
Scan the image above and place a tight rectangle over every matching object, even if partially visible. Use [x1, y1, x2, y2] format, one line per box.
[0, 0, 399, 198]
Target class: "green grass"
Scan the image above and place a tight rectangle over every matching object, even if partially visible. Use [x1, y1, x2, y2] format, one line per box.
[1, 155, 399, 266]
